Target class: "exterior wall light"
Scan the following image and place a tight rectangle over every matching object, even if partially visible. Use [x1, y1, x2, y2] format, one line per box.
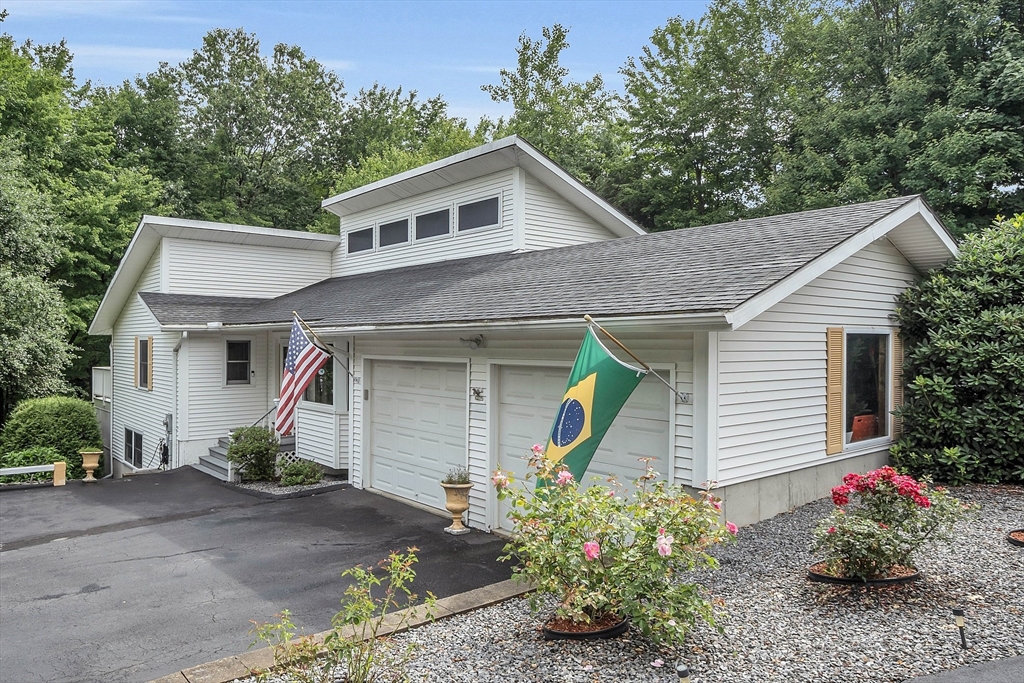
[460, 335, 485, 350]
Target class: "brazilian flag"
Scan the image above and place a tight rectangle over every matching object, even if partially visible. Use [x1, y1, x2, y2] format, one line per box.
[544, 326, 647, 482]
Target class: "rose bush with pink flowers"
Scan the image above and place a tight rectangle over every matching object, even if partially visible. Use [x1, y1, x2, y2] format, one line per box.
[812, 466, 975, 580]
[493, 449, 734, 645]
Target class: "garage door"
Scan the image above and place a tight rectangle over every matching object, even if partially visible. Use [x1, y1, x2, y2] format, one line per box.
[497, 365, 671, 530]
[369, 360, 467, 511]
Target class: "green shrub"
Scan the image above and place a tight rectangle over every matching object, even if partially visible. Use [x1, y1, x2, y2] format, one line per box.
[280, 459, 323, 487]
[0, 446, 65, 483]
[892, 214, 1024, 484]
[0, 396, 102, 479]
[227, 426, 278, 481]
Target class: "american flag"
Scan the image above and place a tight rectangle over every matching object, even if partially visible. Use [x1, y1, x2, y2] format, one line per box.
[277, 316, 331, 436]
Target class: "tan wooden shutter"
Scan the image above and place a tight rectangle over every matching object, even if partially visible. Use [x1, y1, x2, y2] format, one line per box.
[147, 336, 154, 391]
[825, 327, 844, 455]
[892, 330, 903, 438]
[134, 336, 139, 388]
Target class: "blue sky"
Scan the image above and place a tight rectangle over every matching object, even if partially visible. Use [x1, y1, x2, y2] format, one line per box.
[1, 0, 709, 121]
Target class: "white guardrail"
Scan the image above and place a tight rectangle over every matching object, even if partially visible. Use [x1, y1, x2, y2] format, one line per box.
[0, 462, 67, 486]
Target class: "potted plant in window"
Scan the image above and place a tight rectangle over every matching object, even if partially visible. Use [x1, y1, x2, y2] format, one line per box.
[439, 466, 473, 535]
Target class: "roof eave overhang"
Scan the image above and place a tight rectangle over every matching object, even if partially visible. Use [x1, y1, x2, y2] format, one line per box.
[159, 311, 733, 335]
[726, 196, 958, 330]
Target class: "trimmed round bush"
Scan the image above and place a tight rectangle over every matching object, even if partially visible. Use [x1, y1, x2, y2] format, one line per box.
[891, 214, 1024, 484]
[0, 446, 65, 483]
[0, 396, 102, 479]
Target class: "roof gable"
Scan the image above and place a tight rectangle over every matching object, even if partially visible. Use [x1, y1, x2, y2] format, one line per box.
[321, 136, 646, 239]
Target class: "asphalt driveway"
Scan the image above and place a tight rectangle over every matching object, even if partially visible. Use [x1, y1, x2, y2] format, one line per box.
[0, 469, 511, 683]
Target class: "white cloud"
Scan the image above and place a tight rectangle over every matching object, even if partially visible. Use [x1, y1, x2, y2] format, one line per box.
[69, 44, 193, 70]
[1, 0, 208, 23]
[318, 58, 355, 72]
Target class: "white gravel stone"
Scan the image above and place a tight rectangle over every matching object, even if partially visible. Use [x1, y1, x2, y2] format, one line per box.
[237, 484, 1023, 682]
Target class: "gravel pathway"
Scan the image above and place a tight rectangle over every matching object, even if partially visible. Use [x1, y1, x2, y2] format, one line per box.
[241, 484, 1024, 683]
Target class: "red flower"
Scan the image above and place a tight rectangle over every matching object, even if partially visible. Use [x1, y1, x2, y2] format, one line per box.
[879, 523, 889, 529]
[831, 484, 853, 506]
[827, 526, 837, 534]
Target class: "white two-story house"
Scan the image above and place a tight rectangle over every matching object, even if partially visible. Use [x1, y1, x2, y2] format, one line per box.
[89, 136, 958, 528]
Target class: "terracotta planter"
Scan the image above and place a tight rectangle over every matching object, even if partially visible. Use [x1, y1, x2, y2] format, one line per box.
[542, 614, 629, 641]
[851, 414, 878, 441]
[1008, 529, 1024, 548]
[807, 561, 921, 586]
[440, 482, 473, 535]
[80, 449, 103, 483]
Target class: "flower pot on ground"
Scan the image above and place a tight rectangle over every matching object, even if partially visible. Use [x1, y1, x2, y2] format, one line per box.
[79, 449, 103, 482]
[810, 466, 976, 583]
[851, 414, 878, 441]
[440, 466, 473, 535]
[1008, 529, 1024, 547]
[493, 447, 735, 646]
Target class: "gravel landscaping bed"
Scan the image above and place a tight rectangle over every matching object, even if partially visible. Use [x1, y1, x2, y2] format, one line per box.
[233, 475, 347, 496]
[240, 484, 1023, 683]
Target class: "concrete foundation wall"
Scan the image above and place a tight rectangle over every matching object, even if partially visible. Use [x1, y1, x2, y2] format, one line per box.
[718, 447, 889, 527]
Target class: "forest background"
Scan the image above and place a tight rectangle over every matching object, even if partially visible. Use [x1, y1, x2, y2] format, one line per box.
[1, 0, 1021, 419]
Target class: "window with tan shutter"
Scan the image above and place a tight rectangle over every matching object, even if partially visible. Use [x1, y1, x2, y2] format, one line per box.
[825, 328, 844, 455]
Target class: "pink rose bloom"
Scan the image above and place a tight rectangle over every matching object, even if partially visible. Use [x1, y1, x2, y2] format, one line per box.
[531, 444, 544, 455]
[491, 471, 509, 489]
[712, 498, 722, 511]
[555, 470, 574, 486]
[583, 540, 600, 561]
[726, 521, 738, 535]
[655, 531, 674, 557]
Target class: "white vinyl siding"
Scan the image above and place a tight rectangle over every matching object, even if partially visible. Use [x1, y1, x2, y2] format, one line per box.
[522, 172, 618, 250]
[111, 251, 175, 470]
[349, 330, 693, 530]
[716, 238, 918, 485]
[186, 332, 270, 440]
[333, 170, 515, 276]
[164, 238, 331, 298]
[295, 403, 337, 468]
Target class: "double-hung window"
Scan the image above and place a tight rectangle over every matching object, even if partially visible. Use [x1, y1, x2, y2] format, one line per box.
[226, 341, 251, 385]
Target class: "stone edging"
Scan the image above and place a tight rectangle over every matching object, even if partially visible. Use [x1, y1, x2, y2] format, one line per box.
[219, 481, 350, 500]
[147, 578, 531, 683]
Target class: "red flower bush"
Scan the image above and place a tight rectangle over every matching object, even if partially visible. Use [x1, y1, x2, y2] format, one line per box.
[813, 467, 974, 580]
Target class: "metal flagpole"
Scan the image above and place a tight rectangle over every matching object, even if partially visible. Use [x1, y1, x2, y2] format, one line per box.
[583, 314, 691, 405]
[292, 311, 357, 383]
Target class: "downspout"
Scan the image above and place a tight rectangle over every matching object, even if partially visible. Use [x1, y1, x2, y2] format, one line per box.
[172, 331, 187, 469]
[101, 340, 115, 479]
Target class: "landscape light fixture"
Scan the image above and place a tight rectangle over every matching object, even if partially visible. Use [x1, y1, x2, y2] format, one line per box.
[952, 608, 968, 650]
[676, 663, 691, 682]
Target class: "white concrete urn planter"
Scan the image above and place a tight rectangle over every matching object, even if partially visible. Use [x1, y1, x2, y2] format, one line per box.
[80, 449, 103, 482]
[440, 482, 474, 535]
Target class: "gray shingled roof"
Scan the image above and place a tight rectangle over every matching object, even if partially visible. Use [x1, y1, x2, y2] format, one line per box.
[139, 293, 268, 325]
[142, 196, 917, 328]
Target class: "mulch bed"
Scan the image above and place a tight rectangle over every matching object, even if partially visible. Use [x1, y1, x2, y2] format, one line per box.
[809, 561, 919, 580]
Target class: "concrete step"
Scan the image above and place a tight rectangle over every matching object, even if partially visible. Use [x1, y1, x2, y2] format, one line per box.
[191, 460, 230, 482]
[208, 445, 229, 460]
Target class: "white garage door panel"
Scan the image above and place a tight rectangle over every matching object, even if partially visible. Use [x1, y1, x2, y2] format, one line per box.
[370, 361, 467, 511]
[498, 365, 670, 530]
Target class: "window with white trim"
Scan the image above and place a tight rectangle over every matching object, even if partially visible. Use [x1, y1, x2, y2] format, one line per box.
[458, 196, 500, 231]
[348, 227, 374, 253]
[226, 340, 251, 385]
[124, 428, 143, 468]
[378, 218, 409, 247]
[415, 208, 450, 240]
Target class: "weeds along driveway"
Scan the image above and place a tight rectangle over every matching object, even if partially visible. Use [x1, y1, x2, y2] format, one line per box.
[0, 469, 511, 683]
